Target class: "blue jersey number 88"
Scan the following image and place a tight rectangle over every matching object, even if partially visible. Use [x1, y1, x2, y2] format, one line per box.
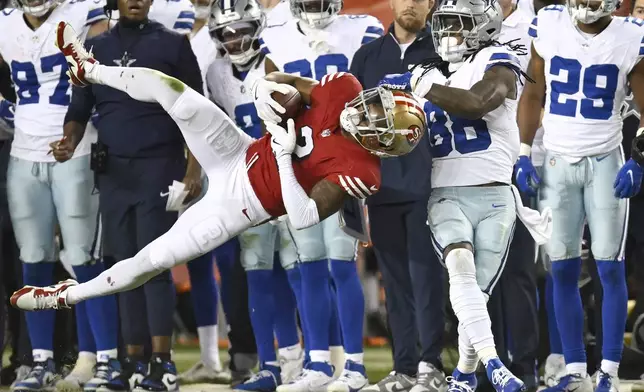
[11, 53, 71, 106]
[428, 105, 491, 158]
[283, 53, 349, 81]
[549, 56, 619, 120]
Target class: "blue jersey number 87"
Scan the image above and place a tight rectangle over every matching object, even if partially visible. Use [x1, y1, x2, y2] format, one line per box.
[284, 53, 349, 81]
[11, 53, 71, 106]
[549, 56, 619, 120]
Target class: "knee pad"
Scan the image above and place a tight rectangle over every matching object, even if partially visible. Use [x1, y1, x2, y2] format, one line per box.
[290, 227, 326, 262]
[240, 225, 276, 271]
[445, 248, 476, 276]
[60, 247, 92, 267]
[148, 239, 180, 271]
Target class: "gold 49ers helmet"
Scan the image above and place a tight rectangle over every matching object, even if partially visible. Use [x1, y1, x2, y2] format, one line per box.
[340, 87, 427, 158]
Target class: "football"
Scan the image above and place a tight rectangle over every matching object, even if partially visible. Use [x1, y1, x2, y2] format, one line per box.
[271, 84, 303, 123]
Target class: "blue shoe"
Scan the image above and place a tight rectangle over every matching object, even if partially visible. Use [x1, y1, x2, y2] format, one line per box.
[85, 360, 122, 392]
[12, 359, 58, 392]
[446, 369, 478, 392]
[97, 359, 146, 392]
[133, 357, 177, 392]
[485, 359, 525, 392]
[542, 374, 593, 392]
[235, 363, 281, 392]
[595, 371, 619, 392]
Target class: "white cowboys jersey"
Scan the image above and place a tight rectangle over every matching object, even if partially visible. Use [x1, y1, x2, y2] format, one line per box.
[190, 25, 218, 96]
[206, 55, 265, 140]
[424, 46, 522, 188]
[258, 14, 383, 81]
[265, 0, 292, 27]
[531, 5, 644, 157]
[0, 1, 106, 162]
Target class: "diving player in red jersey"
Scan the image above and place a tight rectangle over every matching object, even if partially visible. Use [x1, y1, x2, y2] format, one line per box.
[11, 21, 427, 311]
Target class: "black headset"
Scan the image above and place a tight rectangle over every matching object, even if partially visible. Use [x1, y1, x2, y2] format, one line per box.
[103, 0, 117, 15]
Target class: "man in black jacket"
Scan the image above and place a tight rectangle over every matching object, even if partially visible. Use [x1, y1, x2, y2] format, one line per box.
[351, 1, 446, 392]
[54, 0, 203, 390]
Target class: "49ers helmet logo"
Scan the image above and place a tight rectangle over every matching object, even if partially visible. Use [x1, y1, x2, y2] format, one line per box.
[406, 125, 422, 144]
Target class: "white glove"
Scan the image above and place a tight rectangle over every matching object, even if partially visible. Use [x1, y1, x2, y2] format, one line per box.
[251, 78, 291, 123]
[266, 119, 297, 159]
[410, 66, 434, 97]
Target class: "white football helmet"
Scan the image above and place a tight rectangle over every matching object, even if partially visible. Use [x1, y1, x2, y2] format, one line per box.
[289, 0, 342, 29]
[209, 0, 266, 65]
[566, 0, 619, 24]
[13, 0, 61, 17]
[432, 0, 503, 63]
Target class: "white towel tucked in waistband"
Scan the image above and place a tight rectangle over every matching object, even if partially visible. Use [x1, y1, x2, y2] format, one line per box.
[511, 185, 553, 245]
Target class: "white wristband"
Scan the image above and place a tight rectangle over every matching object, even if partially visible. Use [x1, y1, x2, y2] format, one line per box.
[519, 143, 532, 157]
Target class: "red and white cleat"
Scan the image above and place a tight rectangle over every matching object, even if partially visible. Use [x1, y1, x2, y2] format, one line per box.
[54, 21, 98, 87]
[10, 279, 77, 311]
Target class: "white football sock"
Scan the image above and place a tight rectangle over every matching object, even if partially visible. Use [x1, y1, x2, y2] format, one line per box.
[310, 350, 331, 364]
[456, 322, 479, 374]
[96, 349, 117, 363]
[446, 249, 497, 358]
[566, 362, 587, 377]
[88, 65, 184, 110]
[33, 349, 54, 362]
[278, 344, 303, 361]
[197, 325, 221, 370]
[363, 274, 379, 313]
[600, 360, 619, 378]
[66, 247, 160, 304]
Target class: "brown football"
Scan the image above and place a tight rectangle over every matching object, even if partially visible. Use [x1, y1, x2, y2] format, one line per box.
[271, 85, 303, 124]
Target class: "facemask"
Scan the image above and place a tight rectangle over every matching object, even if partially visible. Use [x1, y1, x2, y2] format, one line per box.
[438, 36, 466, 63]
[569, 3, 604, 23]
[194, 5, 210, 19]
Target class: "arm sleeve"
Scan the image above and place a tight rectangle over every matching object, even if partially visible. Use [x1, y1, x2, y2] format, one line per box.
[172, 5, 195, 35]
[276, 154, 320, 229]
[324, 159, 381, 200]
[85, 1, 108, 26]
[176, 36, 204, 95]
[65, 84, 95, 125]
[361, 20, 384, 45]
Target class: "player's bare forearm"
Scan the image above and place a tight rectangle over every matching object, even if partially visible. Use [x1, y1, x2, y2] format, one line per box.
[264, 72, 318, 105]
[63, 120, 87, 148]
[628, 60, 644, 128]
[425, 66, 516, 120]
[309, 180, 348, 222]
[518, 44, 546, 146]
[185, 149, 201, 177]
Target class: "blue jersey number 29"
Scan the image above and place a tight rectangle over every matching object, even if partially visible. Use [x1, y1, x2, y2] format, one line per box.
[549, 56, 619, 120]
[11, 53, 71, 106]
[284, 54, 349, 81]
[428, 105, 491, 158]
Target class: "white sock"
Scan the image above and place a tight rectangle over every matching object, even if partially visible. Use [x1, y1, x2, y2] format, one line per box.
[278, 344, 302, 361]
[66, 247, 160, 304]
[418, 361, 434, 374]
[197, 325, 221, 370]
[456, 322, 479, 374]
[310, 350, 331, 364]
[88, 64, 184, 110]
[33, 349, 54, 362]
[600, 360, 619, 377]
[363, 275, 379, 312]
[566, 362, 587, 377]
[96, 349, 117, 363]
[345, 353, 364, 365]
[446, 249, 496, 355]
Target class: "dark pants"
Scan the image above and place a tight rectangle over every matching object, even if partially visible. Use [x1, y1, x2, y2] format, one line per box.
[369, 199, 445, 375]
[98, 154, 184, 346]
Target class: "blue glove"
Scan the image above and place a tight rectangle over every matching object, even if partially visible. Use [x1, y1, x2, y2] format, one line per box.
[0, 99, 15, 128]
[614, 158, 643, 198]
[514, 155, 541, 197]
[378, 72, 412, 91]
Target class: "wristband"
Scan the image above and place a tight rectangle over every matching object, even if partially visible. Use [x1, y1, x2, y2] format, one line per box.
[519, 143, 532, 157]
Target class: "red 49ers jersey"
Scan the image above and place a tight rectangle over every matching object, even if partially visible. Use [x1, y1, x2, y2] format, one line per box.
[246, 72, 381, 217]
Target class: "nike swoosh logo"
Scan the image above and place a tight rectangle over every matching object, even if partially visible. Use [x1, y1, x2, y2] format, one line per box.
[596, 154, 610, 162]
[492, 204, 506, 208]
[370, 185, 378, 192]
[628, 170, 634, 185]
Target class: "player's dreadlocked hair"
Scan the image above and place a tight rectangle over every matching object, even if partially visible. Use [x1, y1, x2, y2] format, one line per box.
[412, 38, 534, 84]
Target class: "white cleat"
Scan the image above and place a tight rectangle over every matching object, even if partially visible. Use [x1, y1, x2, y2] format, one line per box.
[327, 361, 368, 392]
[10, 279, 77, 311]
[277, 367, 333, 392]
[54, 21, 97, 87]
[56, 355, 96, 392]
[178, 361, 231, 384]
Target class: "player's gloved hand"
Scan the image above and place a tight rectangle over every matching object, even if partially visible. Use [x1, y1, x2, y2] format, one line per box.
[251, 78, 290, 124]
[410, 65, 435, 97]
[514, 155, 541, 197]
[614, 158, 643, 198]
[0, 98, 15, 128]
[266, 118, 297, 159]
[378, 72, 412, 91]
